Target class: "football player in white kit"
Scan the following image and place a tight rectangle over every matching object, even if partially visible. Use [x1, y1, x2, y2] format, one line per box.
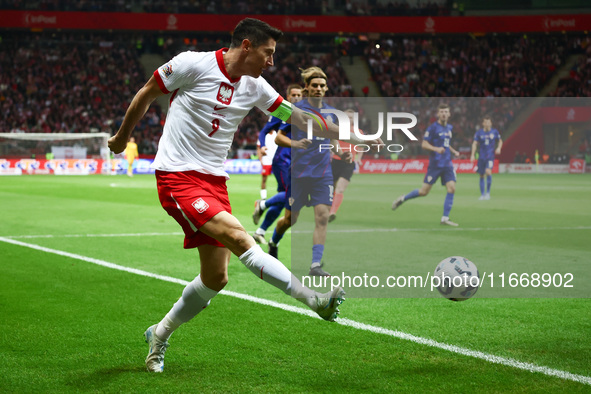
[108, 18, 376, 373]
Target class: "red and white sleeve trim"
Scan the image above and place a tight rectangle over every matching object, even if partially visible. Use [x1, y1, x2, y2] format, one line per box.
[267, 95, 284, 113]
[153, 69, 171, 94]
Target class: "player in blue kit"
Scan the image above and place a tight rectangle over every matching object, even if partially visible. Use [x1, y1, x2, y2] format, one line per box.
[268, 67, 338, 276]
[470, 115, 502, 200]
[392, 104, 460, 226]
[252, 84, 302, 244]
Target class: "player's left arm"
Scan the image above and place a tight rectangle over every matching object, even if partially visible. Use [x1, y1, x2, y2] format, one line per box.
[495, 136, 503, 155]
[283, 105, 382, 146]
[450, 146, 460, 157]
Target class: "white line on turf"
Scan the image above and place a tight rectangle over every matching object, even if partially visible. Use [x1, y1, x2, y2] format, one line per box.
[4, 226, 590, 239]
[1, 235, 590, 386]
[3, 232, 185, 239]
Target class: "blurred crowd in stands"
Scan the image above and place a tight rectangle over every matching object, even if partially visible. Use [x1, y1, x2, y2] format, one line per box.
[365, 34, 588, 98]
[0, 31, 353, 158]
[0, 32, 163, 155]
[1, 29, 590, 162]
[0, 0, 448, 16]
[552, 40, 591, 98]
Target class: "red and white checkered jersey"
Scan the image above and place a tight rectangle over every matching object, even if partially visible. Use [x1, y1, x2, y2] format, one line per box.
[152, 48, 284, 178]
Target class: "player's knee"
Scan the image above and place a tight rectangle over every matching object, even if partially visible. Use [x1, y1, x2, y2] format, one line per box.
[316, 211, 329, 226]
[285, 214, 295, 227]
[222, 225, 252, 252]
[202, 271, 228, 291]
[418, 188, 429, 196]
[447, 185, 456, 194]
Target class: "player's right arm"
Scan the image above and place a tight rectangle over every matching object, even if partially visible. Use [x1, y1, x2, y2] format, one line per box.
[256, 145, 267, 161]
[470, 131, 479, 161]
[422, 140, 445, 154]
[470, 140, 478, 161]
[421, 127, 444, 154]
[109, 76, 164, 154]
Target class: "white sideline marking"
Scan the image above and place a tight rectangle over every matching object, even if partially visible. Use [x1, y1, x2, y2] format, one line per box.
[1, 236, 590, 386]
[4, 226, 590, 240]
[3, 232, 184, 239]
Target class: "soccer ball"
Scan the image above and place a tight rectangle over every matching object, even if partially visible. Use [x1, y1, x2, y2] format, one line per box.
[433, 256, 480, 301]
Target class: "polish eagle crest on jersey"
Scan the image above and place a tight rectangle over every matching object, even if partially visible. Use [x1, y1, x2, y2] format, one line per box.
[217, 82, 234, 105]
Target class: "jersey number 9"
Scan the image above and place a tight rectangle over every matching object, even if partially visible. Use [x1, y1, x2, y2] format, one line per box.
[209, 119, 220, 137]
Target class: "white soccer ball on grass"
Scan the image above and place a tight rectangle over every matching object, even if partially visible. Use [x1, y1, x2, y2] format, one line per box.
[434, 256, 480, 301]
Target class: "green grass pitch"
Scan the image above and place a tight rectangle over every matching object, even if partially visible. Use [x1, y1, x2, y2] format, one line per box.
[1, 173, 590, 392]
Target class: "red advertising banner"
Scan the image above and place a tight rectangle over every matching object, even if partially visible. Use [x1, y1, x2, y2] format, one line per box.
[1, 11, 590, 33]
[359, 159, 498, 174]
[568, 158, 586, 174]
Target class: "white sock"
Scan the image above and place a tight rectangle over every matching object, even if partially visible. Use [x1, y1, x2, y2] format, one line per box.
[255, 228, 265, 236]
[239, 245, 317, 309]
[155, 275, 218, 340]
[260, 200, 267, 210]
[260, 189, 267, 199]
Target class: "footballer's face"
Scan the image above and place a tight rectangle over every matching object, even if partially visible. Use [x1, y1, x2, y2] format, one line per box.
[437, 107, 450, 123]
[306, 78, 328, 99]
[287, 88, 302, 104]
[244, 38, 276, 78]
[483, 118, 492, 130]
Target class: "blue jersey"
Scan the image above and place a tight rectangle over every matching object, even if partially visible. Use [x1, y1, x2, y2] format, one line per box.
[259, 116, 290, 169]
[288, 99, 338, 178]
[474, 128, 501, 161]
[424, 121, 453, 168]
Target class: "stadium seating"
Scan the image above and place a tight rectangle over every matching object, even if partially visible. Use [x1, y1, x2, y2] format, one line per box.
[0, 0, 447, 16]
[1, 28, 589, 158]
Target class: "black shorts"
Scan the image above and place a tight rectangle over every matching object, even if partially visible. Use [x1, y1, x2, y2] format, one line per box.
[331, 159, 356, 183]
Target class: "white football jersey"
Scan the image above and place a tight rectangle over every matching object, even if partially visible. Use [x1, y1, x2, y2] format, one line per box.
[257, 127, 278, 166]
[152, 49, 283, 178]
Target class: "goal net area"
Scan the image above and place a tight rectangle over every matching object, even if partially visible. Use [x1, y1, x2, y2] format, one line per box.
[0, 132, 116, 175]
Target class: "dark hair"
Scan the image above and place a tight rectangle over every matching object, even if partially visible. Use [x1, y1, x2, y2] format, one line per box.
[230, 18, 283, 48]
[286, 84, 302, 96]
[483, 114, 492, 121]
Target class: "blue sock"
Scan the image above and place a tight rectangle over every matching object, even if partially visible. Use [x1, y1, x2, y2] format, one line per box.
[404, 189, 420, 201]
[271, 228, 284, 245]
[486, 175, 492, 193]
[265, 192, 285, 208]
[479, 177, 485, 195]
[312, 244, 324, 263]
[260, 205, 283, 231]
[443, 193, 454, 217]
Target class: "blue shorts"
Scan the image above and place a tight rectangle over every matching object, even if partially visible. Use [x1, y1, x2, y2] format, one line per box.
[476, 158, 494, 175]
[424, 166, 456, 186]
[272, 164, 290, 192]
[289, 175, 334, 212]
